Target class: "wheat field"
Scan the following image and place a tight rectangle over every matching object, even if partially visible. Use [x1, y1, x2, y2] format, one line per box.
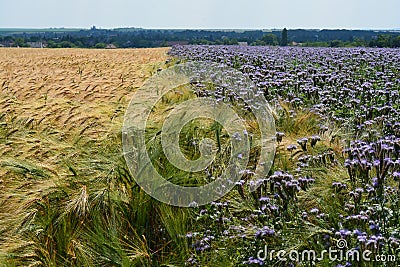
[1, 47, 170, 173]
[0, 48, 168, 161]
[0, 48, 173, 265]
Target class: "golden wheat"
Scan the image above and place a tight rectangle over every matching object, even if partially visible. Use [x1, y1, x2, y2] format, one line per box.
[0, 47, 168, 166]
[0, 48, 169, 260]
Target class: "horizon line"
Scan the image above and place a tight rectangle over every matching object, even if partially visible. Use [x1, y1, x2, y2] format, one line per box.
[1, 27, 400, 31]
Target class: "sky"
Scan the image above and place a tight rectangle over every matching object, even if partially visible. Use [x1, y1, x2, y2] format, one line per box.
[0, 0, 399, 30]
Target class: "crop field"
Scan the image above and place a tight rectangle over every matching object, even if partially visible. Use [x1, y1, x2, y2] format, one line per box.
[0, 46, 400, 266]
[0, 48, 171, 266]
[168, 46, 400, 266]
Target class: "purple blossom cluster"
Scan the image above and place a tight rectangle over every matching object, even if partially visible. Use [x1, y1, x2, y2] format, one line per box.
[344, 137, 400, 193]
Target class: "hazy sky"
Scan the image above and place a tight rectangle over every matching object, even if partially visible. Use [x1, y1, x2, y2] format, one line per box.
[0, 0, 399, 29]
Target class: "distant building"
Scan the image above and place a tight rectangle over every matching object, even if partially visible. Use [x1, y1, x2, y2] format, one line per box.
[291, 41, 303, 46]
[105, 44, 117, 49]
[238, 42, 248, 46]
[27, 41, 47, 48]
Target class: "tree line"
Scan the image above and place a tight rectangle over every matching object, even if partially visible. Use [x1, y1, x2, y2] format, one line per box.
[0, 28, 399, 48]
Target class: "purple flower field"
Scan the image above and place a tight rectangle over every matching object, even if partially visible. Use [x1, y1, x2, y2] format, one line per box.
[169, 45, 400, 266]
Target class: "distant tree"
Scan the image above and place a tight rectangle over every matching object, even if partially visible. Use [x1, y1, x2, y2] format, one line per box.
[393, 36, 400, 47]
[262, 34, 278, 46]
[251, 40, 266, 46]
[95, 42, 107, 49]
[330, 40, 341, 47]
[4, 36, 14, 42]
[377, 35, 391, 47]
[14, 37, 28, 47]
[352, 37, 367, 47]
[28, 36, 39, 42]
[46, 40, 57, 48]
[281, 28, 288, 46]
[369, 34, 392, 48]
[223, 38, 238, 45]
[59, 41, 74, 48]
[74, 40, 84, 48]
[198, 39, 211, 45]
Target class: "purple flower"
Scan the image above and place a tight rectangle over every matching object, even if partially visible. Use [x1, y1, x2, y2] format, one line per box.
[276, 132, 285, 143]
[186, 232, 194, 238]
[310, 208, 319, 214]
[255, 226, 275, 238]
[259, 196, 270, 202]
[336, 229, 352, 238]
[297, 137, 308, 151]
[355, 188, 364, 194]
[244, 257, 264, 265]
[310, 135, 321, 147]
